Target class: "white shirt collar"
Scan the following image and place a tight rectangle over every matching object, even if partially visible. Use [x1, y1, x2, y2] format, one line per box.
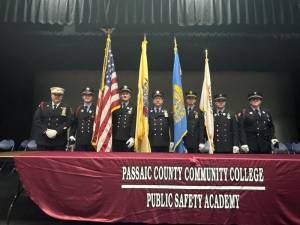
[84, 102, 92, 108]
[154, 106, 162, 112]
[251, 106, 260, 112]
[217, 108, 225, 113]
[52, 102, 60, 107]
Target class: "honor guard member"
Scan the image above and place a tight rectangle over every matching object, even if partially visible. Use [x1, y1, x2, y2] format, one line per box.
[238, 92, 279, 154]
[112, 85, 136, 152]
[149, 90, 174, 152]
[213, 93, 239, 154]
[33, 87, 72, 150]
[183, 90, 205, 153]
[69, 87, 95, 151]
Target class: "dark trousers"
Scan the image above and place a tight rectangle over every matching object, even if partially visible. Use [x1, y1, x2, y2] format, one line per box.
[37, 145, 66, 151]
[214, 142, 233, 154]
[112, 139, 134, 152]
[151, 146, 169, 153]
[75, 145, 95, 152]
[248, 136, 272, 154]
[186, 147, 198, 153]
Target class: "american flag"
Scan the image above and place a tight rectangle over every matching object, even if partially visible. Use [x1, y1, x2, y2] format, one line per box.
[92, 41, 120, 152]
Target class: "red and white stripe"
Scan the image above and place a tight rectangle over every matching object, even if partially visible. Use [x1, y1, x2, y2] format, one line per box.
[92, 72, 119, 152]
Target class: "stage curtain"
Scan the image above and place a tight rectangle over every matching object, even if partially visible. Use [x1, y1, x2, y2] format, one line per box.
[0, 0, 299, 25]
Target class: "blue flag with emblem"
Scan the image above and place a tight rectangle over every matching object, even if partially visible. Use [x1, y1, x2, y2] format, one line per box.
[172, 38, 187, 153]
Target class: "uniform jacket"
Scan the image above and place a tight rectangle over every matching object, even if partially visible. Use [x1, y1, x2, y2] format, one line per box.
[33, 101, 72, 147]
[213, 109, 239, 153]
[70, 104, 96, 145]
[148, 107, 173, 147]
[112, 101, 136, 141]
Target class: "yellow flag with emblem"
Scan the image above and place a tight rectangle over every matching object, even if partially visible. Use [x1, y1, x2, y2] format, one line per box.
[134, 37, 151, 153]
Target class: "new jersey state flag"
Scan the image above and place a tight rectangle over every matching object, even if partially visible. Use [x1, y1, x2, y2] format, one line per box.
[134, 37, 151, 153]
[172, 39, 187, 153]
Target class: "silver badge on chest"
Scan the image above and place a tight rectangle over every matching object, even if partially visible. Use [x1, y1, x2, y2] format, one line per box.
[127, 107, 132, 115]
[227, 113, 231, 119]
[164, 110, 168, 118]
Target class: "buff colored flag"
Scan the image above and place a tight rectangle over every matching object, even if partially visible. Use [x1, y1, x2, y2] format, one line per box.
[200, 50, 214, 154]
[134, 37, 151, 153]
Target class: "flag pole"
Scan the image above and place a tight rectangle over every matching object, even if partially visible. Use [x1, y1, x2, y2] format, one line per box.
[100, 28, 113, 91]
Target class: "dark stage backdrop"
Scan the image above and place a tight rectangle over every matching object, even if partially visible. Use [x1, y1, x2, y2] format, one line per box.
[33, 70, 299, 143]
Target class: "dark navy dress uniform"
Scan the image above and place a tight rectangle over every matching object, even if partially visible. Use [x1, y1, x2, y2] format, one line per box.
[149, 107, 173, 152]
[112, 101, 136, 152]
[70, 104, 96, 151]
[183, 106, 205, 153]
[238, 106, 275, 154]
[214, 109, 239, 153]
[33, 102, 72, 150]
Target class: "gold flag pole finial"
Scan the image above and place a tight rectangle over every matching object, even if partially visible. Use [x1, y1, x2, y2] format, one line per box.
[99, 28, 114, 90]
[101, 28, 115, 39]
[205, 49, 208, 59]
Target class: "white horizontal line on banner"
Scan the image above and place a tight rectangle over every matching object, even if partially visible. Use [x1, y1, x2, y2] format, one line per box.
[121, 185, 265, 191]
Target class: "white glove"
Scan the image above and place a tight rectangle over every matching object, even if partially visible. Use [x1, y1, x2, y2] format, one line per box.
[69, 136, 76, 141]
[233, 146, 239, 154]
[199, 143, 205, 151]
[126, 137, 135, 148]
[271, 139, 279, 148]
[241, 145, 249, 153]
[169, 142, 174, 151]
[46, 129, 57, 139]
[69, 136, 76, 144]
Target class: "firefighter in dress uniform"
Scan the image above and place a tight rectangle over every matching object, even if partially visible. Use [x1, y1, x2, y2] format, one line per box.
[112, 85, 136, 152]
[69, 87, 95, 151]
[183, 90, 205, 153]
[33, 87, 72, 150]
[148, 90, 174, 152]
[213, 93, 239, 153]
[238, 91, 279, 154]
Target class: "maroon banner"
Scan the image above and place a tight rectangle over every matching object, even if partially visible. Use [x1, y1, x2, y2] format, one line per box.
[15, 152, 300, 224]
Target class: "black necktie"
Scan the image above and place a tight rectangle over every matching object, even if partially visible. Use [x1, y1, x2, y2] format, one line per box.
[84, 106, 88, 112]
[218, 111, 222, 116]
[188, 108, 192, 115]
[53, 104, 57, 110]
[255, 109, 261, 117]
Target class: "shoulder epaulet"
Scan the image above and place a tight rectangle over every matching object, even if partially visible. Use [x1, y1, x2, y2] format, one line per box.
[227, 110, 234, 115]
[239, 108, 247, 117]
[75, 105, 82, 116]
[38, 101, 45, 110]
